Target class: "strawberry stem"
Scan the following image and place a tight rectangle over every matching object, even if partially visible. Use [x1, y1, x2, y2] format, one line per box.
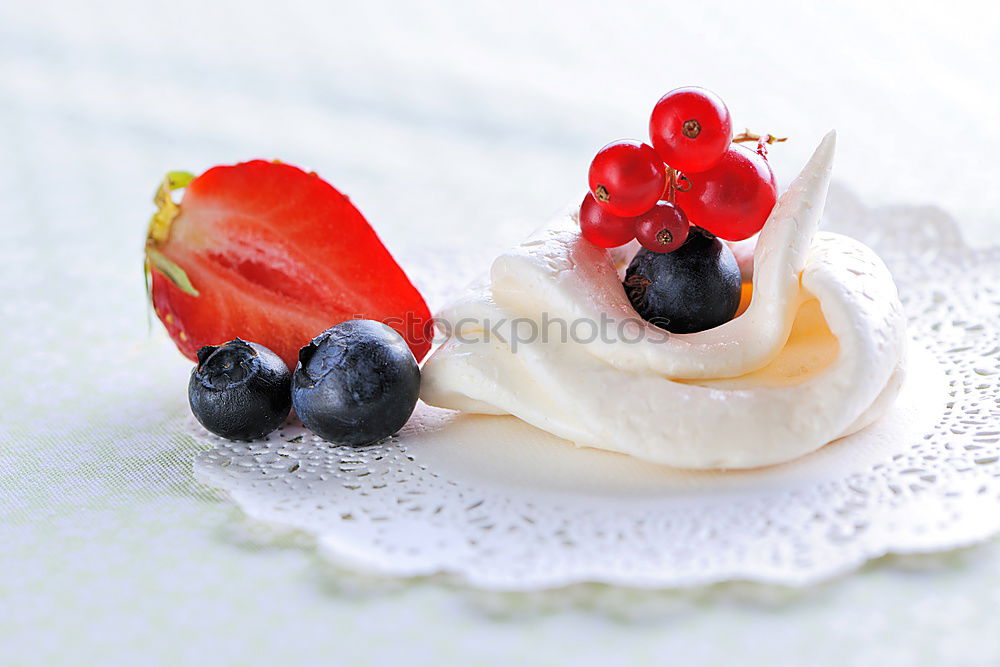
[147, 171, 194, 244]
[145, 170, 199, 299]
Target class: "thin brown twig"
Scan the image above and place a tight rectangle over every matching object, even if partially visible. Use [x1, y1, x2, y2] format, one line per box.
[732, 128, 788, 144]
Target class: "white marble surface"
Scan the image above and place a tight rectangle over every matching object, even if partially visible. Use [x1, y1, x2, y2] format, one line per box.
[1, 1, 998, 665]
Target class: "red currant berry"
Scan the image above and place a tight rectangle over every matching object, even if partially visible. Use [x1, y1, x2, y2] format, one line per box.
[649, 87, 732, 173]
[633, 202, 689, 253]
[588, 140, 666, 218]
[675, 144, 777, 241]
[578, 192, 637, 248]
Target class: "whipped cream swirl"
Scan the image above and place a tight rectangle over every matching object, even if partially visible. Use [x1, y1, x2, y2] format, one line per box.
[420, 133, 907, 469]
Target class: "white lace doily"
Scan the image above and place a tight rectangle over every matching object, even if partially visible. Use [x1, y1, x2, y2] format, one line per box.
[193, 184, 1000, 590]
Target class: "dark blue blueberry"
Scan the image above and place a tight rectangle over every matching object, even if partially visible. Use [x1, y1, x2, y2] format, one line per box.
[623, 227, 741, 334]
[188, 339, 292, 441]
[292, 320, 420, 446]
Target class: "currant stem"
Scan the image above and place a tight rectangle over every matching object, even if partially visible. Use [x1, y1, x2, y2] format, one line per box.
[733, 129, 788, 144]
[674, 174, 692, 193]
[662, 168, 692, 203]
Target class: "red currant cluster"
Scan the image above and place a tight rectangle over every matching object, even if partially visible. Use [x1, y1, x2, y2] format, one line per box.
[580, 86, 781, 252]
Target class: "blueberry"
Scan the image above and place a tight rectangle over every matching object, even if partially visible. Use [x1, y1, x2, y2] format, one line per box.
[623, 227, 741, 334]
[188, 339, 292, 440]
[292, 320, 420, 446]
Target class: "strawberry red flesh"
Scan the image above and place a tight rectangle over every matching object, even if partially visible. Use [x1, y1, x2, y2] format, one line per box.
[149, 160, 432, 370]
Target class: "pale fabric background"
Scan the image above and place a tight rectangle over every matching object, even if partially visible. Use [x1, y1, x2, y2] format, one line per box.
[2, 1, 999, 665]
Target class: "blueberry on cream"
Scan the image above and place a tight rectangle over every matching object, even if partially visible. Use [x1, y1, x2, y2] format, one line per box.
[624, 227, 741, 334]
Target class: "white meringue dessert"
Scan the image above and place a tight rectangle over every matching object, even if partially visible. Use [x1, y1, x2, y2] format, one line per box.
[420, 132, 908, 469]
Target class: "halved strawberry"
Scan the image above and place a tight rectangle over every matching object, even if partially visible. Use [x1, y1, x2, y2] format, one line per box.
[145, 160, 432, 370]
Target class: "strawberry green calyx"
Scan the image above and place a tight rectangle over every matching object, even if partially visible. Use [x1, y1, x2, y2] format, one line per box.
[145, 170, 198, 297]
[147, 247, 200, 297]
[148, 170, 194, 243]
